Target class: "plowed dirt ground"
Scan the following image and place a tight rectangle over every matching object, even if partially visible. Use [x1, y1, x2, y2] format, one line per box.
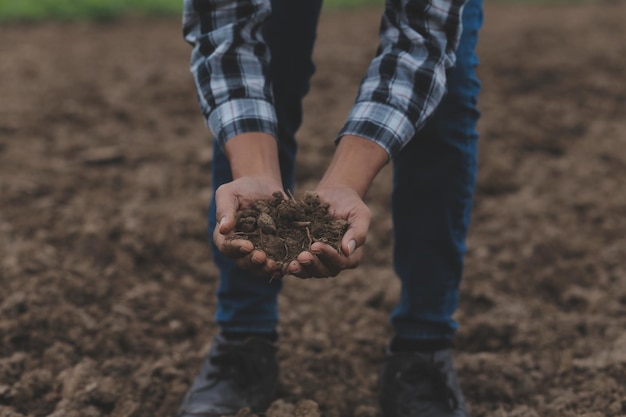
[1, 2, 625, 416]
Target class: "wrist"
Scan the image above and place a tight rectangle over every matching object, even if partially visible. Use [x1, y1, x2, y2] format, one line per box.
[224, 132, 282, 182]
[319, 135, 389, 198]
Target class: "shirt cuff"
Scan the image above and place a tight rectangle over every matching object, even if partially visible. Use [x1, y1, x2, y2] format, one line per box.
[337, 101, 416, 159]
[207, 98, 279, 149]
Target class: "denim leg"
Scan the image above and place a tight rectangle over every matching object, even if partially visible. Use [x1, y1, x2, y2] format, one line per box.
[209, 0, 323, 333]
[390, 0, 483, 340]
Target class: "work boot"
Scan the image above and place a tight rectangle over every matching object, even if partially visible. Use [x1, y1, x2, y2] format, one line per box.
[177, 333, 279, 417]
[380, 348, 469, 417]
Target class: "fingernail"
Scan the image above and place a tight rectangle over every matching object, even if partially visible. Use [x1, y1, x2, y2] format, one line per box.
[348, 240, 356, 255]
[219, 216, 226, 227]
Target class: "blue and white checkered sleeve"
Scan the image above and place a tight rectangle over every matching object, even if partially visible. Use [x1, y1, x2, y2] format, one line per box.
[338, 0, 466, 158]
[183, 0, 278, 149]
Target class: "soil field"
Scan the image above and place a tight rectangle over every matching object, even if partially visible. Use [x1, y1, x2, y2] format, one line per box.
[1, 3, 625, 417]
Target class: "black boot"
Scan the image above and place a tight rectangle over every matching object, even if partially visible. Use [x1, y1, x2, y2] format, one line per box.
[380, 348, 469, 417]
[178, 334, 279, 417]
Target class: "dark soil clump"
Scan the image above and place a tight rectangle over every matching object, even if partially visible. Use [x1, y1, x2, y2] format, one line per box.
[233, 191, 348, 269]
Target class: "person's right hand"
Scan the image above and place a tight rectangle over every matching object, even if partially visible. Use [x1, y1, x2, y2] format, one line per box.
[213, 175, 286, 278]
[215, 132, 285, 279]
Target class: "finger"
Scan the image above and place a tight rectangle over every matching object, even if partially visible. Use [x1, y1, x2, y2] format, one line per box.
[286, 260, 303, 276]
[235, 250, 279, 278]
[341, 208, 370, 256]
[213, 226, 254, 258]
[286, 253, 311, 278]
[338, 246, 363, 270]
[295, 250, 334, 278]
[215, 185, 239, 235]
[312, 241, 362, 270]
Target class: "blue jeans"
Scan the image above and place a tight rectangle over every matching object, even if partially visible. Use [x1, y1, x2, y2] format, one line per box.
[208, 0, 483, 340]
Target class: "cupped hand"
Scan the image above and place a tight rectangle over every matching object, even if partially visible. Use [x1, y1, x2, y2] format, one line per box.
[213, 176, 286, 278]
[285, 185, 371, 278]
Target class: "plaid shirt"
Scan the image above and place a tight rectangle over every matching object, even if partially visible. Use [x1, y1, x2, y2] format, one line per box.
[183, 0, 466, 158]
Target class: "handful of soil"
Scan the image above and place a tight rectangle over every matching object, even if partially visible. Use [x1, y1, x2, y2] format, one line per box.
[232, 191, 349, 271]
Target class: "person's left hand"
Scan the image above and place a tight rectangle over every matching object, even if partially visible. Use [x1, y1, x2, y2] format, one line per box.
[284, 185, 370, 278]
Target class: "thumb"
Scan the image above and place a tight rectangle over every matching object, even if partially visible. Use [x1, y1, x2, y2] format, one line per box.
[215, 188, 239, 235]
[341, 213, 369, 256]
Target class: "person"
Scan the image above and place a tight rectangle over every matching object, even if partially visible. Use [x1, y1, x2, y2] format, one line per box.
[178, 0, 483, 415]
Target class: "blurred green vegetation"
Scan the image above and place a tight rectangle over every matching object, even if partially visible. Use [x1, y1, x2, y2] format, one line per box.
[0, 0, 592, 21]
[0, 0, 184, 21]
[0, 0, 384, 21]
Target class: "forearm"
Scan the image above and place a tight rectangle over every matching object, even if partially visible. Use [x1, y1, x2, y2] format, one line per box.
[318, 135, 389, 198]
[224, 132, 282, 182]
